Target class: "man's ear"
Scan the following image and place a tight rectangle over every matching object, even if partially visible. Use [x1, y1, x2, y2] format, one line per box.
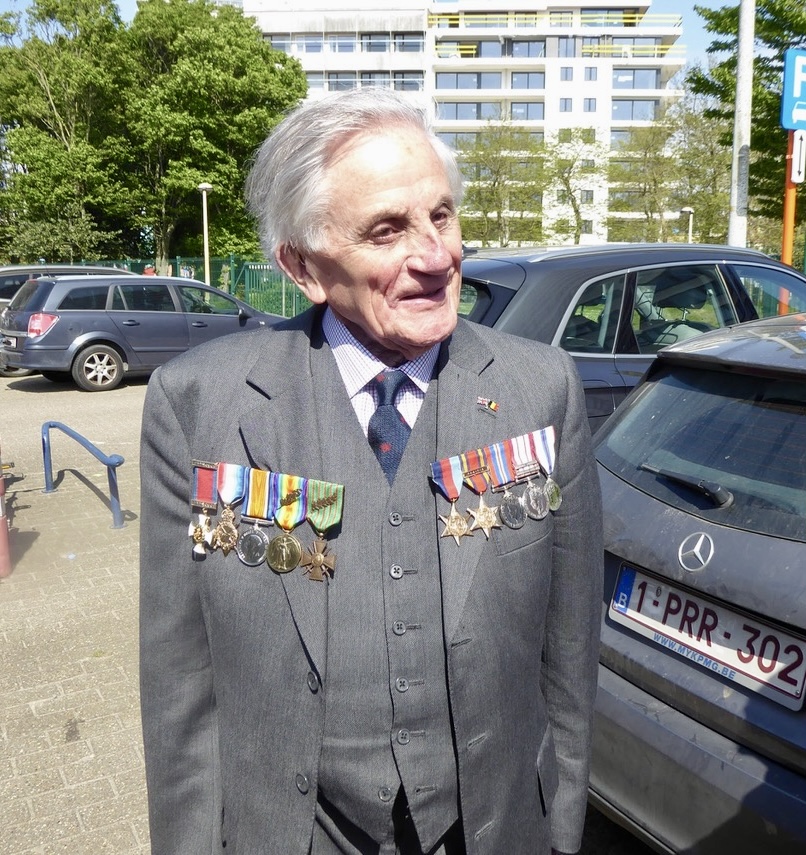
[275, 244, 327, 305]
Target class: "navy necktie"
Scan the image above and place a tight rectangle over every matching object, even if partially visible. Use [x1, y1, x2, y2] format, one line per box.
[367, 370, 411, 483]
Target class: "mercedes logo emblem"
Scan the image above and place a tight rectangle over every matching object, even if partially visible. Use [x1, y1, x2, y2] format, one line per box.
[678, 532, 715, 572]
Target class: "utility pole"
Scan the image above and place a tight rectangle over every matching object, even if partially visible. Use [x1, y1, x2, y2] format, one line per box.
[728, 0, 756, 247]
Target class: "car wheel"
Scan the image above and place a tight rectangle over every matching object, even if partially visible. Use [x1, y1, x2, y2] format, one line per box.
[0, 366, 35, 378]
[40, 371, 71, 383]
[72, 344, 123, 391]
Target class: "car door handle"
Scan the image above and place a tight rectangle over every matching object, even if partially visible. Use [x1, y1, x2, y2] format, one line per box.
[121, 320, 140, 326]
[191, 321, 209, 327]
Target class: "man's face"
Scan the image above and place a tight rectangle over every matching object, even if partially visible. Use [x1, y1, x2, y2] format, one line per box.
[279, 126, 463, 365]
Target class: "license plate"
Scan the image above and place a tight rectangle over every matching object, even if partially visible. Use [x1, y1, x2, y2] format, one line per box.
[610, 566, 806, 710]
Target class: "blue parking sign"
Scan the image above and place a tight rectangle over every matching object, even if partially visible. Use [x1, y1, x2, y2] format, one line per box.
[781, 48, 806, 131]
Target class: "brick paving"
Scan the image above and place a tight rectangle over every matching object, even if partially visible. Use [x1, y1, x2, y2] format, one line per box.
[0, 376, 148, 855]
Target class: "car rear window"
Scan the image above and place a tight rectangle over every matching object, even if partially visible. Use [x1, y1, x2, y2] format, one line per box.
[596, 364, 806, 542]
[7, 280, 52, 312]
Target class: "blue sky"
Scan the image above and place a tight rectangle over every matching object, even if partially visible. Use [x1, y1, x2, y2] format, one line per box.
[0, 0, 724, 65]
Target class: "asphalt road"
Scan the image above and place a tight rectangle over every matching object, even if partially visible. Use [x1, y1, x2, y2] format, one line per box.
[0, 371, 654, 855]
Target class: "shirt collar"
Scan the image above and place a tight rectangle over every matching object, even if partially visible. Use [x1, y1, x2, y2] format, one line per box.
[322, 306, 440, 398]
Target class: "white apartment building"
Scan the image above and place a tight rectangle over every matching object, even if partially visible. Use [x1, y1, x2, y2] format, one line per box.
[240, 1, 687, 244]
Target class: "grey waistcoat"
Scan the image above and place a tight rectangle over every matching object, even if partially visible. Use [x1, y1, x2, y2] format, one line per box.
[315, 347, 459, 850]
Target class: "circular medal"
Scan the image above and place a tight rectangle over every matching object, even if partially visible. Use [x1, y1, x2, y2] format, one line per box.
[524, 481, 549, 520]
[498, 491, 526, 529]
[236, 526, 271, 567]
[545, 477, 563, 512]
[267, 532, 302, 573]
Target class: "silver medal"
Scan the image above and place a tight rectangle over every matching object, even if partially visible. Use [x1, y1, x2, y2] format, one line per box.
[498, 490, 526, 529]
[236, 525, 271, 566]
[545, 477, 563, 512]
[524, 480, 549, 520]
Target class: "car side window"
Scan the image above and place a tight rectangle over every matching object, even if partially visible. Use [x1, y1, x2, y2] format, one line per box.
[0, 274, 32, 301]
[731, 264, 806, 316]
[116, 283, 175, 312]
[56, 285, 110, 311]
[178, 285, 240, 316]
[630, 265, 737, 354]
[560, 274, 625, 353]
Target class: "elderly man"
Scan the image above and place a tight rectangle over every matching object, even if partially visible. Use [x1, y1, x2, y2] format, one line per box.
[139, 89, 602, 855]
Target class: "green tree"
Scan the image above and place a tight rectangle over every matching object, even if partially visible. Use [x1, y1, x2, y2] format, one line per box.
[456, 120, 545, 247]
[541, 128, 609, 244]
[120, 0, 306, 269]
[688, 0, 806, 221]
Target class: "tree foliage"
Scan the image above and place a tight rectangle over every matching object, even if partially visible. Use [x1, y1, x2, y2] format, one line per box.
[0, 0, 306, 266]
[688, 0, 806, 221]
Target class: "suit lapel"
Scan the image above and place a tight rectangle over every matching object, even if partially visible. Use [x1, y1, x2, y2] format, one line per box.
[237, 311, 331, 678]
[433, 321, 502, 642]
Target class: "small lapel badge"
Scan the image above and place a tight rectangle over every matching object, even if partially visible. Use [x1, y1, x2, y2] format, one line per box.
[476, 397, 499, 414]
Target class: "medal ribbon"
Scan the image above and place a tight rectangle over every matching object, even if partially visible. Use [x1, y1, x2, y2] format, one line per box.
[274, 473, 308, 531]
[191, 463, 218, 509]
[531, 426, 557, 477]
[217, 462, 247, 507]
[430, 455, 464, 503]
[459, 448, 490, 495]
[244, 468, 271, 520]
[511, 431, 542, 480]
[484, 439, 516, 490]
[306, 479, 344, 533]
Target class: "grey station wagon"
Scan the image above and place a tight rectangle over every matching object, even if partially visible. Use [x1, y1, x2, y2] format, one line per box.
[0, 274, 280, 390]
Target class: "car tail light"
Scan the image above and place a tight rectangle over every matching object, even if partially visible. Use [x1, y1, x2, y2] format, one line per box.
[28, 313, 59, 337]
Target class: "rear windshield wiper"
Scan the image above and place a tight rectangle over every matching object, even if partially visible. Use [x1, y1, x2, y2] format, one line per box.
[639, 463, 734, 508]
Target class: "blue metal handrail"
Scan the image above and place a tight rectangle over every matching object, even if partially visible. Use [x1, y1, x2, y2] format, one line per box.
[41, 421, 126, 529]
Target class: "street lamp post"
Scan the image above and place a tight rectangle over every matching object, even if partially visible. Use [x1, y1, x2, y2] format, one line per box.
[198, 182, 213, 285]
[680, 207, 694, 244]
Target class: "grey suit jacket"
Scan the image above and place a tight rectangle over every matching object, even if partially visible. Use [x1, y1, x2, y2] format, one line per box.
[139, 309, 603, 855]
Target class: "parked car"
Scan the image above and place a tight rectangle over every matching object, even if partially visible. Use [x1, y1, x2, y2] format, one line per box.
[459, 243, 806, 432]
[0, 274, 280, 391]
[0, 263, 136, 376]
[590, 314, 806, 853]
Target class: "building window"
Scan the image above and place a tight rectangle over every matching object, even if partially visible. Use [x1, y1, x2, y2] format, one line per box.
[612, 99, 658, 120]
[560, 67, 573, 82]
[581, 37, 601, 56]
[328, 72, 357, 91]
[584, 66, 598, 81]
[582, 220, 594, 234]
[295, 35, 322, 53]
[328, 34, 355, 53]
[394, 33, 423, 52]
[361, 33, 390, 53]
[393, 71, 423, 91]
[268, 35, 291, 53]
[550, 10, 573, 26]
[438, 102, 501, 120]
[584, 98, 597, 113]
[558, 128, 573, 142]
[529, 131, 545, 144]
[361, 72, 390, 88]
[512, 72, 545, 90]
[560, 98, 573, 113]
[478, 40, 503, 57]
[437, 72, 502, 89]
[511, 102, 545, 120]
[512, 39, 545, 58]
[581, 190, 594, 204]
[610, 130, 631, 147]
[306, 72, 324, 90]
[612, 68, 661, 89]
[581, 128, 595, 143]
[558, 37, 575, 58]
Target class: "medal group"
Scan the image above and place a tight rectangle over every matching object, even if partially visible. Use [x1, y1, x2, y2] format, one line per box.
[430, 426, 562, 546]
[188, 461, 344, 580]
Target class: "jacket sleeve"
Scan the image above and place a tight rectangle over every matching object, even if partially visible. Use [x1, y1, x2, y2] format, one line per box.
[139, 367, 222, 854]
[544, 352, 604, 854]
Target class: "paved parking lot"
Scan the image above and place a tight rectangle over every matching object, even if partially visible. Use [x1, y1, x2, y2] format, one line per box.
[0, 372, 652, 855]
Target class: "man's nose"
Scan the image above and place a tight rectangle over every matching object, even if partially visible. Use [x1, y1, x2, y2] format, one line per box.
[408, 224, 455, 272]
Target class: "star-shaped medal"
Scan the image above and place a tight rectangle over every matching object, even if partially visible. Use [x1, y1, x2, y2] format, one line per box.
[467, 494, 500, 539]
[439, 503, 473, 546]
[300, 539, 336, 581]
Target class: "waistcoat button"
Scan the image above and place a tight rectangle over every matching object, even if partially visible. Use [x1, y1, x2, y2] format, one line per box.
[389, 512, 403, 526]
[390, 564, 403, 579]
[395, 677, 409, 693]
[306, 672, 319, 693]
[393, 621, 406, 636]
[397, 728, 411, 745]
[295, 773, 310, 794]
[378, 787, 393, 802]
